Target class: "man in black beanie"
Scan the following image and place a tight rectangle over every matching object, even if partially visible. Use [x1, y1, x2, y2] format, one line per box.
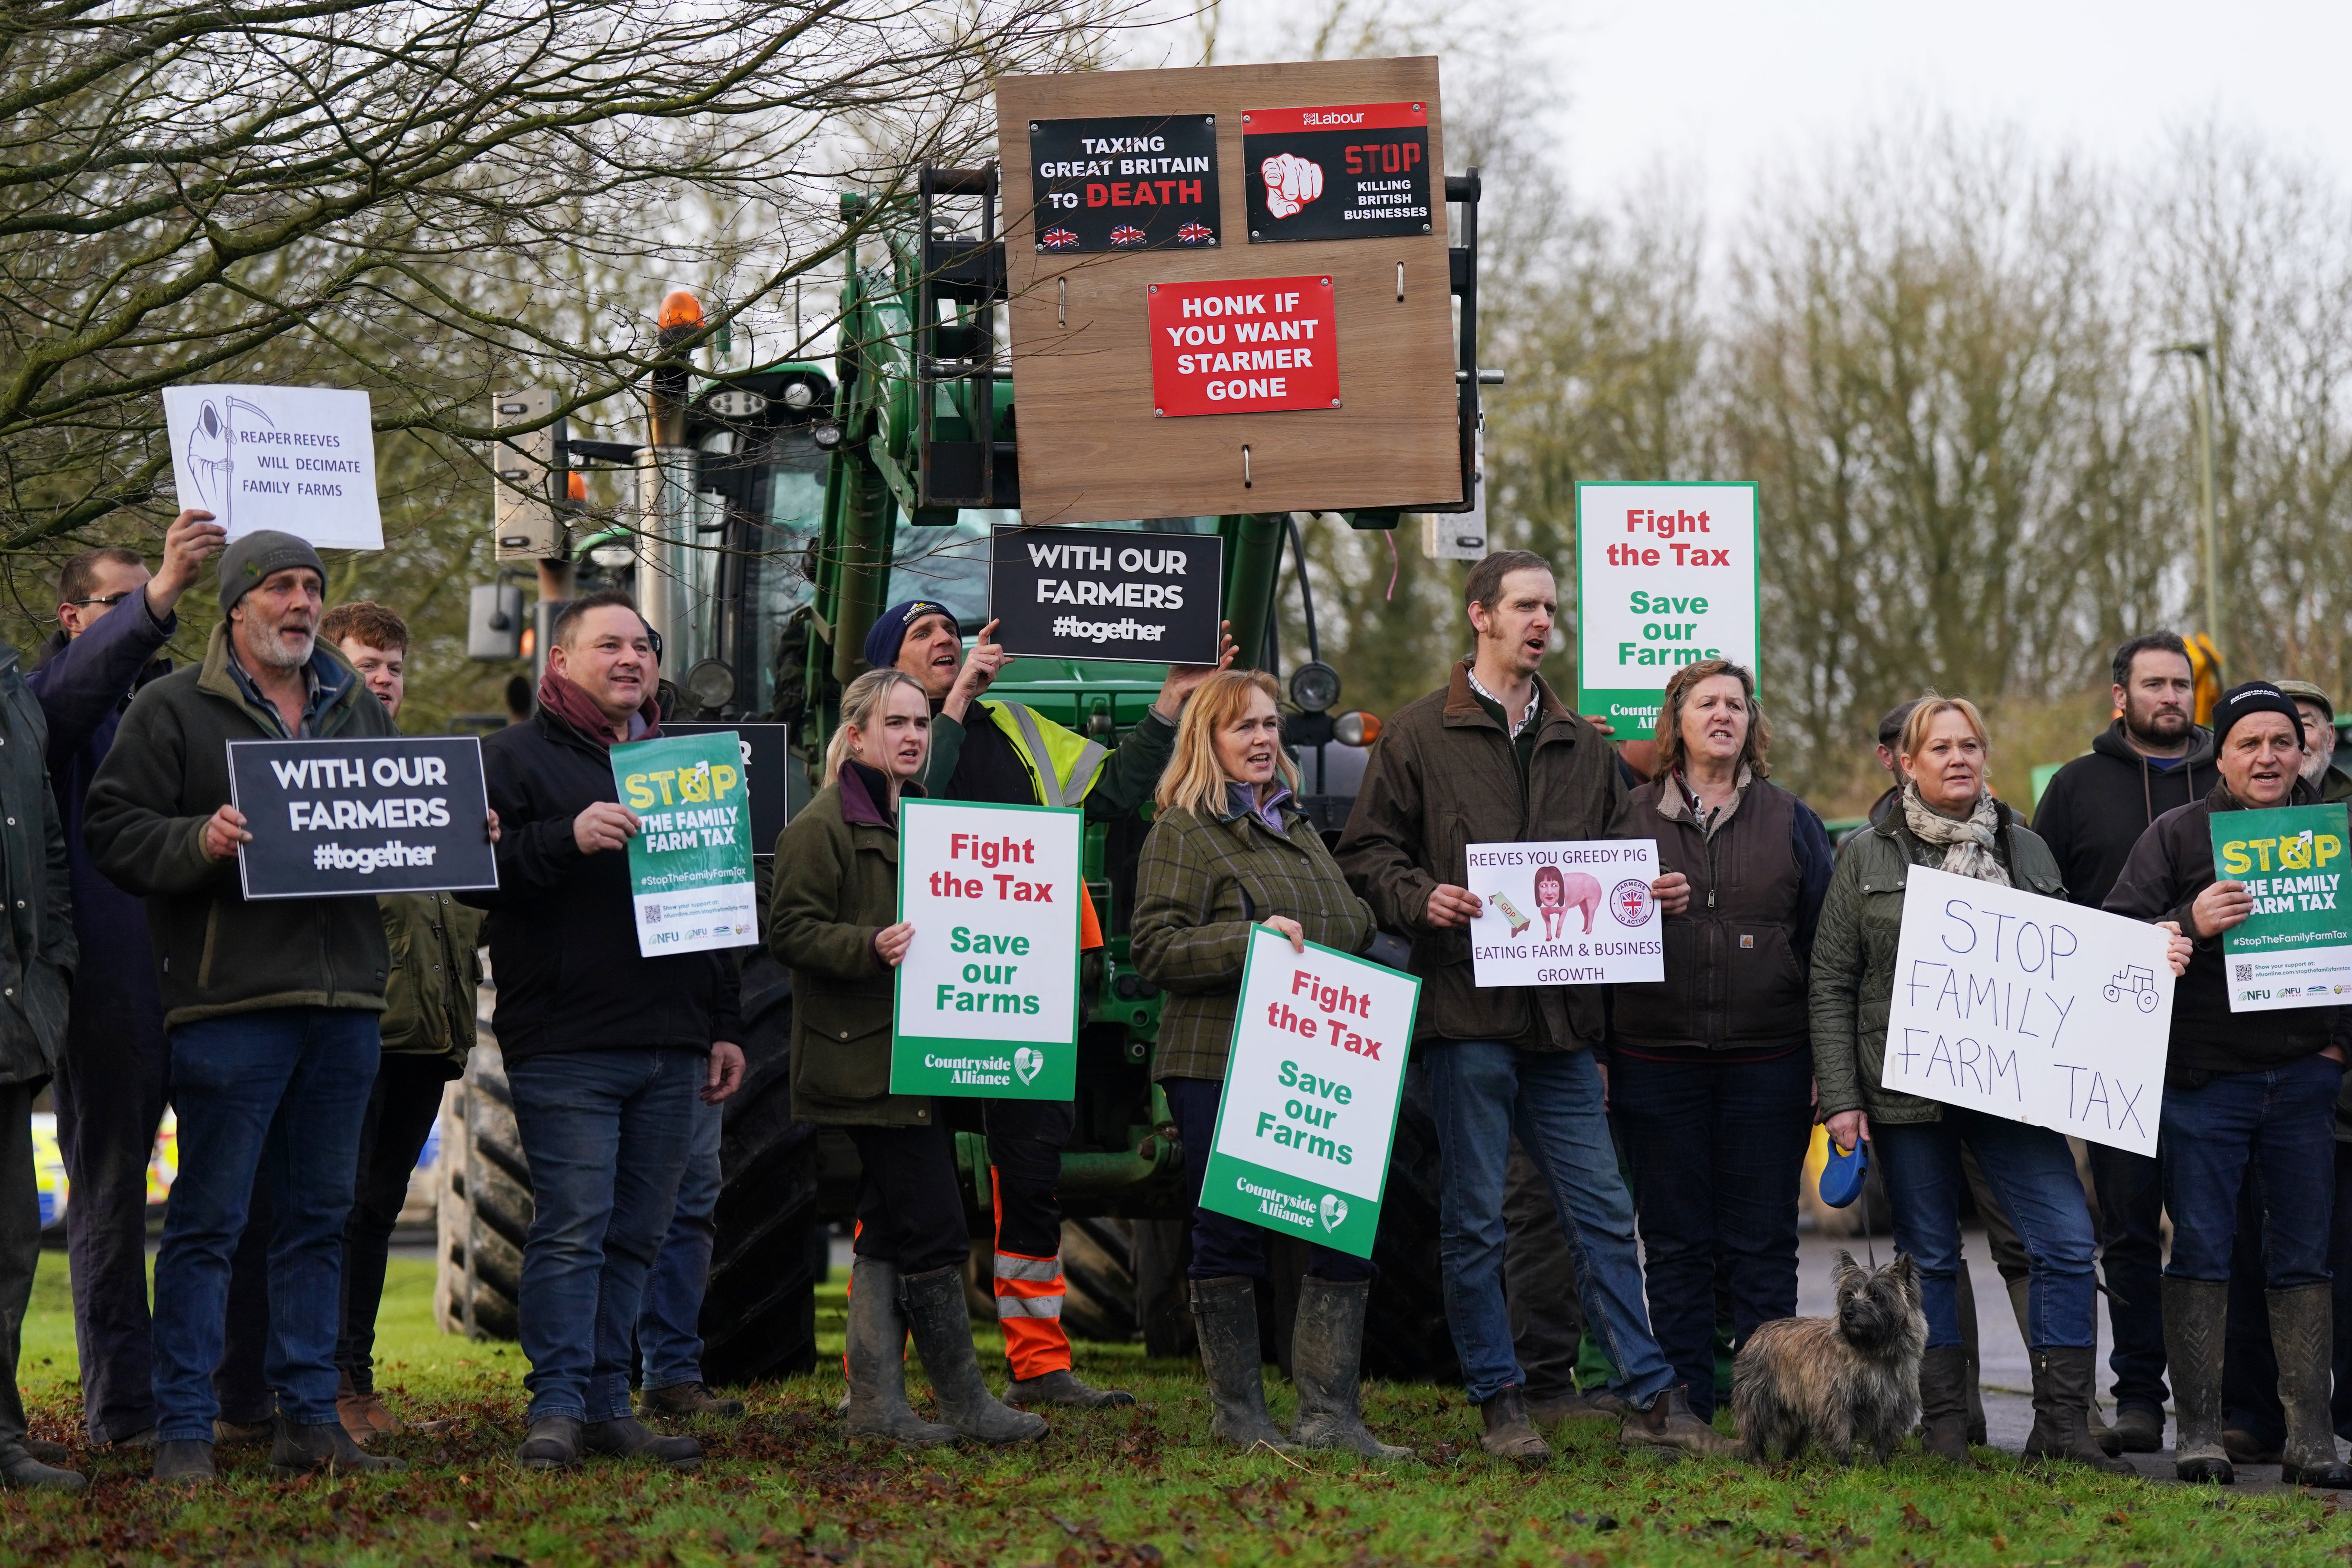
[2105, 679, 2352, 1488]
[83, 530, 405, 1484]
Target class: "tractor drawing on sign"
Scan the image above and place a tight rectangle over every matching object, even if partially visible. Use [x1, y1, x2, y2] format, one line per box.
[441, 81, 1493, 1387]
[2104, 965, 2161, 1012]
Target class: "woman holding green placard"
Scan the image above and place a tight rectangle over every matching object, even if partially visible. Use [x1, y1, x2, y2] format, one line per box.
[768, 667, 1047, 1448]
[1132, 668, 1409, 1461]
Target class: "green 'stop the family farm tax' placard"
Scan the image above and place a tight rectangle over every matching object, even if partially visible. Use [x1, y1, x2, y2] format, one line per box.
[2214, 802, 2352, 1013]
[892, 797, 1083, 1100]
[1574, 480, 1760, 730]
[1199, 927, 1420, 1259]
[613, 731, 758, 958]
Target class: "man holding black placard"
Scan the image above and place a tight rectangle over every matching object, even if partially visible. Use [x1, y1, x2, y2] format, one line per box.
[461, 591, 744, 1472]
[874, 596, 1231, 1408]
[83, 531, 405, 1484]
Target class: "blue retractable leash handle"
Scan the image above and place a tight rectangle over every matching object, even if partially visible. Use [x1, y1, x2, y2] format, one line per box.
[1820, 1135, 1876, 1264]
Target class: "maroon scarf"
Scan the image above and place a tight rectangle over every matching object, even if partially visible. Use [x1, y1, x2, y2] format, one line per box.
[538, 668, 662, 751]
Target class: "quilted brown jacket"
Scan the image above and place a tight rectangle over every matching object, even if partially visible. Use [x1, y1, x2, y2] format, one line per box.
[1335, 659, 1635, 1052]
[1131, 789, 1375, 1082]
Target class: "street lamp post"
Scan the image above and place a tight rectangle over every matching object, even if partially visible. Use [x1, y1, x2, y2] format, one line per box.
[2159, 341, 2221, 665]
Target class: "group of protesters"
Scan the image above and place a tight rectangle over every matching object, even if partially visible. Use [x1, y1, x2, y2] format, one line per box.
[786, 544, 2352, 1490]
[0, 522, 2345, 1490]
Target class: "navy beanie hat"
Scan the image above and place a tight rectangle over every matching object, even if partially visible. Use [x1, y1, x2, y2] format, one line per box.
[862, 600, 958, 671]
[2212, 681, 2307, 754]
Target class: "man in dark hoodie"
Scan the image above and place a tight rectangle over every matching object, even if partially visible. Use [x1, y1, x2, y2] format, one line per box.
[460, 591, 744, 1474]
[2031, 631, 2212, 1454]
[27, 510, 222, 1450]
[2104, 681, 2352, 1488]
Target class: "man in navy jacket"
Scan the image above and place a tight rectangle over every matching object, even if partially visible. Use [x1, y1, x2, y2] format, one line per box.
[27, 509, 222, 1448]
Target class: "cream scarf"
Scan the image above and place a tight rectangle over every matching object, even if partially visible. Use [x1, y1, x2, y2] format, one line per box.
[1900, 782, 2009, 887]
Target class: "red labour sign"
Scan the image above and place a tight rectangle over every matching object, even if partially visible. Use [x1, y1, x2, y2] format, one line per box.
[1147, 276, 1341, 417]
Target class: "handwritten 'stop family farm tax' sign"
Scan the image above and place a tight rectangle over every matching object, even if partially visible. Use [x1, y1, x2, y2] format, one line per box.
[1881, 865, 2173, 1156]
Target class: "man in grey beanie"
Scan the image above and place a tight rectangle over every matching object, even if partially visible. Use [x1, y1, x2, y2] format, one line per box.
[84, 529, 407, 1484]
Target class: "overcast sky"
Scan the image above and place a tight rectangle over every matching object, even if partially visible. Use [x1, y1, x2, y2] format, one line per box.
[1177, 0, 2352, 223]
[1541, 0, 2352, 221]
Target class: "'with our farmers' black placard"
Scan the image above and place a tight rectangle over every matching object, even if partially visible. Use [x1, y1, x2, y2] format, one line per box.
[228, 736, 498, 899]
[989, 526, 1223, 664]
[1244, 102, 1434, 242]
[1027, 113, 1222, 253]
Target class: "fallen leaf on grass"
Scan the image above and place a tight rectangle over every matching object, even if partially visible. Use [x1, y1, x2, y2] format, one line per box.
[1900, 1502, 1936, 1533]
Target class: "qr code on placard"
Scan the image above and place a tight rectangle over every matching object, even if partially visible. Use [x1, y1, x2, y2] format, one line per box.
[2236, 963, 2253, 982]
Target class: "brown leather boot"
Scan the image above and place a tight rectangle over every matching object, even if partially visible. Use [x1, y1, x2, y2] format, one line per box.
[1619, 1385, 1735, 1458]
[1477, 1386, 1550, 1466]
[337, 1368, 400, 1446]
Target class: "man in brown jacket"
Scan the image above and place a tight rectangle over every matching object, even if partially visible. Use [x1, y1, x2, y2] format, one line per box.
[1336, 550, 1727, 1465]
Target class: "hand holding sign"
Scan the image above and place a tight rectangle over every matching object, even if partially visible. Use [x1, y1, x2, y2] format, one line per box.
[575, 801, 641, 855]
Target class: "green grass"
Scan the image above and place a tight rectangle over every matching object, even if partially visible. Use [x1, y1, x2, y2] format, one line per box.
[2, 1253, 2346, 1565]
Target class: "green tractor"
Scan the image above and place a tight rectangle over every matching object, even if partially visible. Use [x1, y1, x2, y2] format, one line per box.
[436, 163, 1492, 1385]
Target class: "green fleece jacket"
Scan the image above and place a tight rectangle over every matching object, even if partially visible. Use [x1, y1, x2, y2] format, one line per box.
[83, 623, 397, 1027]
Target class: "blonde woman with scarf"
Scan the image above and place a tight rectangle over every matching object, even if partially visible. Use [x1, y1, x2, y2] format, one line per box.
[1809, 695, 2188, 1475]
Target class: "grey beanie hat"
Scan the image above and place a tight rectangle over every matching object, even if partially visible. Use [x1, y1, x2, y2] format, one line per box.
[216, 530, 327, 616]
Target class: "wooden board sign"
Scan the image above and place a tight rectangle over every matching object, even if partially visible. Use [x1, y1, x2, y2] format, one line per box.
[995, 57, 1461, 524]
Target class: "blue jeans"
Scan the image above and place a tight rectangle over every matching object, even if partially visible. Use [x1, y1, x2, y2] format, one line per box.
[2161, 1054, 2343, 1284]
[1425, 1042, 1674, 1407]
[150, 1007, 379, 1441]
[1871, 1109, 2097, 1349]
[508, 1048, 700, 1425]
[1163, 1077, 1376, 1284]
[636, 1090, 722, 1391]
[1610, 1050, 1813, 1420]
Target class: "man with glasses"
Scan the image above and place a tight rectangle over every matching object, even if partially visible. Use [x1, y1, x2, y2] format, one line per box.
[27, 510, 223, 1454]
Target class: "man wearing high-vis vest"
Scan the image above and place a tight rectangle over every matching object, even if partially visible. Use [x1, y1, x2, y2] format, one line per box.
[869, 599, 1233, 1409]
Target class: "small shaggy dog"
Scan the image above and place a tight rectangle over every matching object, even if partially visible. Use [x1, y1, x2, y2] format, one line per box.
[1732, 1250, 1926, 1465]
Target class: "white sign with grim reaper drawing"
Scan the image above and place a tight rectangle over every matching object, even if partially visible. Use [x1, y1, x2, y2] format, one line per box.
[163, 384, 383, 550]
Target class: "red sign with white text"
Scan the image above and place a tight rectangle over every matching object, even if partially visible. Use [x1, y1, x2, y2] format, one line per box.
[1147, 276, 1341, 417]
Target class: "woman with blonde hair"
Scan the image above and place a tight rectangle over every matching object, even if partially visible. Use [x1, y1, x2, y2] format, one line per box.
[1131, 669, 1408, 1459]
[1811, 693, 2187, 1472]
[769, 667, 1046, 1448]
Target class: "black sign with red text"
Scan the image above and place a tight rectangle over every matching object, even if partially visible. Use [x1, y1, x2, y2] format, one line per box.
[1027, 114, 1222, 253]
[1243, 102, 1434, 243]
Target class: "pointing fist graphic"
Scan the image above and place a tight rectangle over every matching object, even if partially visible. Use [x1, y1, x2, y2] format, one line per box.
[1260, 153, 1323, 220]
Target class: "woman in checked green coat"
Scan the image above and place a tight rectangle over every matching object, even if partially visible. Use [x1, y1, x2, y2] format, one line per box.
[1131, 668, 1407, 1461]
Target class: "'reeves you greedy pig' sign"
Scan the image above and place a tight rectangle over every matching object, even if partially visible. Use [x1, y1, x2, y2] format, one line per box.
[1879, 864, 2174, 1156]
[1464, 839, 1664, 987]
[1200, 927, 1420, 1258]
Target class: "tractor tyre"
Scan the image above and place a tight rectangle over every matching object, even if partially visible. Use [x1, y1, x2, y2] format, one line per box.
[433, 1042, 532, 1341]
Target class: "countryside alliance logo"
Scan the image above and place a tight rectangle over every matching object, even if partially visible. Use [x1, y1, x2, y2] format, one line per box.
[1319, 1192, 1348, 1232]
[1014, 1047, 1045, 1085]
